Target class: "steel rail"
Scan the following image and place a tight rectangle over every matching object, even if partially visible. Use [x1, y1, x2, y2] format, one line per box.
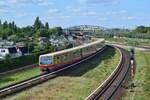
[85, 46, 131, 100]
[0, 46, 106, 98]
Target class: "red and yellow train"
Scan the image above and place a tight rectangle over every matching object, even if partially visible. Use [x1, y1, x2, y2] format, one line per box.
[39, 39, 105, 73]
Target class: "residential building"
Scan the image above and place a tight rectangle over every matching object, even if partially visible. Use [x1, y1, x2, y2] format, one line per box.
[0, 46, 21, 59]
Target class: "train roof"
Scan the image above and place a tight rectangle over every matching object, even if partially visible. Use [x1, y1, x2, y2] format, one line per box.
[40, 39, 104, 57]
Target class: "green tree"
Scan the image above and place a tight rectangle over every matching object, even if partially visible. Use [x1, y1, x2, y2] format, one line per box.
[55, 27, 63, 36]
[12, 21, 17, 33]
[44, 42, 55, 52]
[45, 22, 49, 29]
[9, 34, 18, 42]
[8, 22, 12, 29]
[37, 28, 50, 38]
[2, 28, 12, 39]
[21, 26, 35, 37]
[135, 26, 149, 33]
[50, 27, 63, 36]
[0, 20, 1, 28]
[0, 20, 2, 34]
[3, 21, 8, 29]
[33, 17, 44, 31]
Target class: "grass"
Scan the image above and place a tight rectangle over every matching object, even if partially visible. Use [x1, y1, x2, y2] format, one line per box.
[3, 47, 121, 100]
[106, 37, 150, 47]
[122, 50, 150, 100]
[0, 68, 40, 88]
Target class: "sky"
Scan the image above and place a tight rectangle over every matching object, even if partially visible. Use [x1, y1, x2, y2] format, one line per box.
[0, 0, 150, 29]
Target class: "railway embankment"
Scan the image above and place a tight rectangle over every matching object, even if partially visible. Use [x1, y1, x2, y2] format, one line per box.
[2, 46, 121, 100]
[0, 68, 40, 88]
[122, 50, 150, 100]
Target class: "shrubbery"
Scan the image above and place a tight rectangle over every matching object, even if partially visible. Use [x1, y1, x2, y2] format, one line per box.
[0, 50, 49, 73]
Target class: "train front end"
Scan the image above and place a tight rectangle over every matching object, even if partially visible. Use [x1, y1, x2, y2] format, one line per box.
[39, 55, 54, 73]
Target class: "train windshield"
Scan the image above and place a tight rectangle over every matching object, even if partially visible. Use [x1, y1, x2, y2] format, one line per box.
[40, 56, 52, 65]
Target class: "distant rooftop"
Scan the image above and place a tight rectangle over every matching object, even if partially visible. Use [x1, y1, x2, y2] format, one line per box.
[65, 25, 108, 31]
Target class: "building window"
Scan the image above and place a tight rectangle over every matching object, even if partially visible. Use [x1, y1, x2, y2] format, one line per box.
[1, 50, 5, 52]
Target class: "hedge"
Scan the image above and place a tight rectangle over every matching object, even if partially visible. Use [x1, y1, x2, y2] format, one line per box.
[0, 50, 49, 73]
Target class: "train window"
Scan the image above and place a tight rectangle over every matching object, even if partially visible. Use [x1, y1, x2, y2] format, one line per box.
[77, 51, 79, 55]
[57, 56, 59, 59]
[73, 52, 76, 55]
[63, 54, 66, 60]
[75, 52, 78, 56]
[53, 56, 57, 64]
[63, 55, 66, 61]
[60, 56, 63, 62]
[65, 54, 68, 60]
[65, 53, 68, 58]
[73, 52, 75, 56]
[40, 56, 52, 65]
[68, 52, 72, 58]
[71, 52, 73, 58]
[65, 55, 67, 60]
[67, 53, 70, 60]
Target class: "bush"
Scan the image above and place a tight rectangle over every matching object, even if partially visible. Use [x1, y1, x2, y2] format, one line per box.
[0, 51, 49, 73]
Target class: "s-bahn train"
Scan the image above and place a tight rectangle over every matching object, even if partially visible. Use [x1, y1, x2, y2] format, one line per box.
[39, 39, 105, 73]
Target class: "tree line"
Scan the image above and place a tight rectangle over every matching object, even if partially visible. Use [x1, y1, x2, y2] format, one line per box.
[97, 25, 150, 39]
[0, 17, 65, 54]
[0, 17, 63, 42]
[133, 26, 150, 34]
[123, 26, 150, 39]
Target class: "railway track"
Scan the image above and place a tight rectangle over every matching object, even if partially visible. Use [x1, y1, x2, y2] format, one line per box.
[0, 46, 107, 98]
[86, 46, 131, 100]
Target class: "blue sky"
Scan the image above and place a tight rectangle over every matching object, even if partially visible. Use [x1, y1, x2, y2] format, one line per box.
[0, 0, 149, 29]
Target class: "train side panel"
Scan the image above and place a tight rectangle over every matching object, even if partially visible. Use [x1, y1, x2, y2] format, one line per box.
[82, 45, 96, 56]
[53, 48, 82, 66]
[39, 39, 105, 73]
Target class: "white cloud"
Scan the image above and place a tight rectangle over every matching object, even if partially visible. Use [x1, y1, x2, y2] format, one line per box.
[82, 10, 127, 17]
[78, 0, 119, 5]
[60, 16, 71, 19]
[0, 0, 52, 8]
[0, 9, 9, 13]
[0, 1, 9, 8]
[98, 17, 108, 21]
[17, 12, 28, 18]
[0, 1, 5, 5]
[48, 9, 59, 13]
[105, 10, 127, 15]
[65, 6, 82, 13]
[7, 0, 46, 4]
[83, 11, 97, 16]
[38, 1, 54, 6]
[66, 4, 127, 17]
[7, 0, 33, 5]
[66, 6, 98, 16]
[127, 16, 136, 20]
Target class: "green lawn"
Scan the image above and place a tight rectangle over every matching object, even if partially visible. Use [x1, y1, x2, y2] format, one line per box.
[122, 50, 150, 100]
[3, 47, 121, 100]
[0, 68, 40, 88]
